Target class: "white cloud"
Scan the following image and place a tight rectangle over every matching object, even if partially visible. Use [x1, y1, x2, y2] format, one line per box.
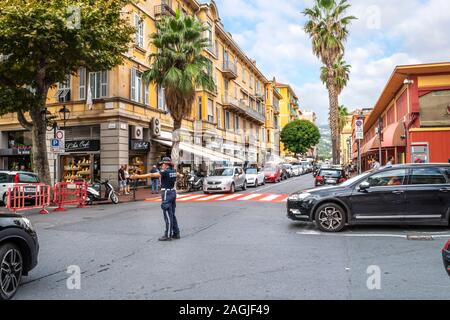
[214, 0, 450, 125]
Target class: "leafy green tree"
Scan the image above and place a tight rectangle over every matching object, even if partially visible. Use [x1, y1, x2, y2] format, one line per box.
[338, 105, 349, 133]
[143, 10, 215, 167]
[0, 0, 135, 184]
[280, 120, 321, 156]
[304, 0, 356, 164]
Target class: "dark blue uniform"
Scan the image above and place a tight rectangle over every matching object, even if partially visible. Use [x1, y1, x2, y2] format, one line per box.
[160, 168, 179, 238]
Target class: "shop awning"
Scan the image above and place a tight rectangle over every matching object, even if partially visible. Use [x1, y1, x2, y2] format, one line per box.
[152, 139, 244, 163]
[381, 121, 406, 148]
[361, 136, 380, 155]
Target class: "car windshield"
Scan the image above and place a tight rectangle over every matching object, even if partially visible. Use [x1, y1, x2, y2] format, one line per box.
[340, 171, 373, 187]
[319, 169, 342, 178]
[245, 168, 258, 174]
[211, 168, 234, 176]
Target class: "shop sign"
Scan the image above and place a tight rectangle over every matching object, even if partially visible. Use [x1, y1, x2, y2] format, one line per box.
[130, 140, 150, 151]
[65, 140, 100, 152]
[16, 146, 32, 155]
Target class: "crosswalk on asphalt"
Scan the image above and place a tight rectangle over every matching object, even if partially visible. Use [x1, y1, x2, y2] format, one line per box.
[145, 193, 289, 203]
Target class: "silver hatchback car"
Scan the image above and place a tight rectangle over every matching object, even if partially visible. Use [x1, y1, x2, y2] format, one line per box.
[203, 167, 247, 194]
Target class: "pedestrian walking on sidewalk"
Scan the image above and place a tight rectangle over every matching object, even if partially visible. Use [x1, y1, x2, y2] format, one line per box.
[150, 165, 160, 194]
[131, 157, 183, 241]
[124, 164, 131, 195]
[118, 165, 126, 196]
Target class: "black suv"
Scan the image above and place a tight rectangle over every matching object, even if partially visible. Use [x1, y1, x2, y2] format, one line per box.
[0, 214, 39, 300]
[287, 164, 450, 232]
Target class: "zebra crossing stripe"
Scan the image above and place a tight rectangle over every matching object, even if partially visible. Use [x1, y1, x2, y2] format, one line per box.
[217, 194, 242, 201]
[238, 194, 263, 201]
[195, 194, 224, 201]
[279, 196, 289, 202]
[177, 195, 205, 202]
[260, 194, 283, 202]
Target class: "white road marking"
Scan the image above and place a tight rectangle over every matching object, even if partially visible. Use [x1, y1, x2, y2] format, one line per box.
[238, 194, 263, 201]
[177, 195, 205, 202]
[217, 194, 242, 201]
[195, 195, 223, 201]
[259, 194, 283, 202]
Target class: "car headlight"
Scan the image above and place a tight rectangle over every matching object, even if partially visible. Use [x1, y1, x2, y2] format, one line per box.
[21, 217, 35, 231]
[288, 192, 311, 201]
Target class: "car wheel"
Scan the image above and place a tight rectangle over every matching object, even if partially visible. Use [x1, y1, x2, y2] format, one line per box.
[242, 181, 247, 191]
[2, 193, 6, 207]
[254, 180, 258, 187]
[204, 191, 209, 194]
[0, 243, 23, 300]
[229, 183, 235, 194]
[315, 203, 346, 232]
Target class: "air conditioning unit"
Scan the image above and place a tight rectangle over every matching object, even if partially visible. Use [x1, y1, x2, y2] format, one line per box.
[131, 125, 144, 140]
[151, 118, 161, 137]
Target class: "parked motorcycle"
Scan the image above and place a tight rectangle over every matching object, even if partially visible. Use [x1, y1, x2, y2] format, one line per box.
[87, 179, 119, 205]
[187, 172, 204, 192]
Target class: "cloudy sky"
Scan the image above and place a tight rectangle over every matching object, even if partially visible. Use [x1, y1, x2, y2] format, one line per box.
[213, 0, 450, 125]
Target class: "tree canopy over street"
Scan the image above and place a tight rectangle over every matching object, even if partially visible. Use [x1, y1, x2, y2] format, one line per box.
[280, 120, 320, 156]
[0, 0, 135, 184]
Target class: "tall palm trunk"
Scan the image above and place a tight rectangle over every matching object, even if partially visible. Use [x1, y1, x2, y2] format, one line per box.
[171, 118, 182, 170]
[327, 70, 341, 164]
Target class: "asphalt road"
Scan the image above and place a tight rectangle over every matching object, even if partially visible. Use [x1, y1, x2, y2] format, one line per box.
[10, 174, 450, 299]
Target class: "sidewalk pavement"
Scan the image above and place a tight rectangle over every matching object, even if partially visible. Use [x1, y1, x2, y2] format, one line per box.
[117, 187, 190, 203]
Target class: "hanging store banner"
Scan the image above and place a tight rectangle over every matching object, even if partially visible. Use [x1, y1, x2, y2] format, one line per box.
[65, 140, 100, 152]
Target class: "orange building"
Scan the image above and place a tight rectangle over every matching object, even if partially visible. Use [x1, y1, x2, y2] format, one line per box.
[360, 62, 450, 170]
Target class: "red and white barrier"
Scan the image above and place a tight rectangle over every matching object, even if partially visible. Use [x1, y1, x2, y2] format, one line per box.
[6, 184, 51, 215]
[53, 182, 88, 212]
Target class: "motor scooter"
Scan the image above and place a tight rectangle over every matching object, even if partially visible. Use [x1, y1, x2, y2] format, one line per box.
[187, 172, 204, 192]
[87, 179, 119, 205]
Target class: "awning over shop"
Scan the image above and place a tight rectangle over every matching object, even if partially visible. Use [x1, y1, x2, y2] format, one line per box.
[361, 121, 406, 155]
[152, 139, 244, 164]
[361, 136, 379, 155]
[381, 121, 406, 148]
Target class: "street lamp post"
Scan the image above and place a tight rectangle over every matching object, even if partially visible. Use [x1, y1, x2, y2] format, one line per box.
[59, 105, 71, 129]
[357, 111, 365, 175]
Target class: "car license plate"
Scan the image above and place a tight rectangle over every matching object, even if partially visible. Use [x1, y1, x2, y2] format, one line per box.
[326, 179, 336, 184]
[24, 187, 36, 193]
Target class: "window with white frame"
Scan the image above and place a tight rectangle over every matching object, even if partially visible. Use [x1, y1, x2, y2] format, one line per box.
[89, 71, 108, 99]
[135, 15, 144, 48]
[130, 68, 144, 103]
[225, 111, 231, 129]
[207, 98, 214, 122]
[79, 68, 86, 100]
[56, 74, 71, 102]
[157, 85, 167, 111]
[216, 106, 221, 128]
[234, 113, 240, 131]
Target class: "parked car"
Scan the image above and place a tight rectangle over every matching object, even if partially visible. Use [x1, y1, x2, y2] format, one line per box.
[287, 163, 450, 232]
[263, 165, 282, 183]
[0, 171, 40, 206]
[315, 168, 348, 187]
[245, 168, 265, 187]
[203, 167, 246, 194]
[0, 214, 39, 300]
[292, 165, 303, 177]
[281, 164, 293, 178]
[443, 240, 450, 276]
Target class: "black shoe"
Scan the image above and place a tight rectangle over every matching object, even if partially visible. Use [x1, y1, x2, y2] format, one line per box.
[158, 235, 172, 241]
[172, 234, 180, 240]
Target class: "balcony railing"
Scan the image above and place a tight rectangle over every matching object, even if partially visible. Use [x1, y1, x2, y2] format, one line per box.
[273, 99, 280, 114]
[154, 2, 175, 17]
[222, 61, 237, 79]
[222, 95, 246, 115]
[206, 42, 218, 57]
[239, 100, 266, 124]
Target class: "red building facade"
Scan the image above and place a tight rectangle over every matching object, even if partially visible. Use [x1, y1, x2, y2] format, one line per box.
[360, 63, 450, 170]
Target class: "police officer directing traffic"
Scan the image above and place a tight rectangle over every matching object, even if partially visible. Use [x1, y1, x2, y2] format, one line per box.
[131, 157, 183, 241]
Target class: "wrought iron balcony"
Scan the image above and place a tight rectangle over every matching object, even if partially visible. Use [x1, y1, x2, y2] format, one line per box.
[239, 100, 266, 124]
[222, 95, 246, 115]
[154, 2, 175, 17]
[222, 61, 237, 79]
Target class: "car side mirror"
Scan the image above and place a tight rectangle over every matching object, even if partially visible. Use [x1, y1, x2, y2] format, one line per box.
[358, 181, 370, 192]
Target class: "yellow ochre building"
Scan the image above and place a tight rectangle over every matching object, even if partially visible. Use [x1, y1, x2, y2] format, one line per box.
[0, 0, 299, 185]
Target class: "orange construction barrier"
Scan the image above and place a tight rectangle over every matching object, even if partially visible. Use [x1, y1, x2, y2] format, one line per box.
[53, 182, 88, 212]
[7, 184, 51, 215]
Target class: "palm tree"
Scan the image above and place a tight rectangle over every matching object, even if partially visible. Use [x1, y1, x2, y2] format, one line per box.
[338, 105, 349, 133]
[304, 0, 356, 164]
[320, 56, 351, 95]
[143, 10, 215, 167]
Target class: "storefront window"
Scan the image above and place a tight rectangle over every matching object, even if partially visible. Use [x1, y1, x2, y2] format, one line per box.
[62, 154, 94, 182]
